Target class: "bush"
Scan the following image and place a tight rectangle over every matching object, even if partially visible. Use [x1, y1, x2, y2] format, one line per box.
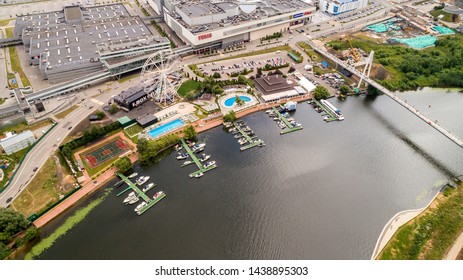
[115, 157, 132, 174]
[223, 111, 236, 123]
[313, 86, 330, 100]
[183, 125, 197, 141]
[212, 72, 221, 79]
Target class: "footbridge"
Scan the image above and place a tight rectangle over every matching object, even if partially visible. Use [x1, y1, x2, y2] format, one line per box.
[0, 37, 22, 48]
[305, 40, 463, 149]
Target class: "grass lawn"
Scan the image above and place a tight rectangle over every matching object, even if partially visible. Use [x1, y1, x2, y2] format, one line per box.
[297, 41, 325, 63]
[0, 119, 53, 135]
[0, 147, 34, 191]
[5, 27, 13, 38]
[379, 182, 463, 259]
[124, 124, 143, 138]
[0, 19, 10, 26]
[0, 98, 4, 105]
[55, 105, 78, 119]
[178, 79, 202, 97]
[11, 158, 59, 217]
[430, 9, 453, 22]
[207, 45, 293, 63]
[8, 46, 31, 88]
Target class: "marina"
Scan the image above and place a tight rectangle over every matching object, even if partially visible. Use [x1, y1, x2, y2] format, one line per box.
[116, 172, 166, 215]
[270, 107, 303, 135]
[228, 121, 265, 151]
[308, 99, 344, 122]
[179, 138, 217, 178]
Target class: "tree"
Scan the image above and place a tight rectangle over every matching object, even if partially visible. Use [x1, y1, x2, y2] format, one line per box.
[183, 125, 197, 141]
[237, 75, 247, 84]
[235, 95, 245, 106]
[0, 208, 28, 244]
[367, 84, 381, 96]
[137, 138, 148, 154]
[61, 146, 72, 159]
[212, 72, 221, 79]
[223, 111, 236, 123]
[0, 242, 11, 260]
[108, 104, 118, 115]
[212, 85, 224, 95]
[340, 84, 350, 95]
[288, 66, 296, 73]
[115, 157, 132, 174]
[313, 85, 330, 100]
[96, 111, 105, 120]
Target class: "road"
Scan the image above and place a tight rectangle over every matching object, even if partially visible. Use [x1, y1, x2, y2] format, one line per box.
[0, 77, 139, 207]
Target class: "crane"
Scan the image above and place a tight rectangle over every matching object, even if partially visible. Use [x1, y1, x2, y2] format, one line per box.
[346, 35, 360, 63]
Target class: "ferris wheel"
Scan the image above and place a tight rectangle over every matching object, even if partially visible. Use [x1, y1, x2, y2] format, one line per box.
[141, 49, 182, 106]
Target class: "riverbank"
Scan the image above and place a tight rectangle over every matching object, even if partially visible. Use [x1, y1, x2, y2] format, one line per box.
[375, 180, 463, 260]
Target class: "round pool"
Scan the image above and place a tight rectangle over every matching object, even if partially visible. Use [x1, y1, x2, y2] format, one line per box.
[224, 95, 252, 107]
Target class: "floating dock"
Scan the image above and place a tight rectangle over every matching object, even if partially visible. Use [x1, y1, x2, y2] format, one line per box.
[311, 99, 336, 122]
[232, 122, 265, 151]
[272, 107, 303, 134]
[180, 138, 217, 178]
[116, 172, 165, 215]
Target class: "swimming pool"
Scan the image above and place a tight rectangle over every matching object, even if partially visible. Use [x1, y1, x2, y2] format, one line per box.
[148, 118, 185, 138]
[224, 95, 252, 107]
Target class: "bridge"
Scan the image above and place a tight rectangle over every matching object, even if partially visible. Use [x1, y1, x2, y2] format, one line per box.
[0, 37, 22, 48]
[305, 40, 463, 149]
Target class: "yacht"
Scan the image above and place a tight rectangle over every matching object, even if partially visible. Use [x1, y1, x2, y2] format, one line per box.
[136, 176, 150, 186]
[234, 134, 243, 139]
[153, 191, 164, 200]
[194, 147, 205, 154]
[176, 153, 188, 160]
[134, 202, 147, 212]
[200, 154, 211, 162]
[127, 172, 138, 179]
[123, 192, 136, 204]
[203, 161, 216, 168]
[238, 138, 248, 145]
[182, 160, 193, 167]
[174, 144, 183, 152]
[128, 196, 140, 205]
[113, 180, 124, 188]
[142, 183, 155, 193]
[265, 109, 273, 114]
[195, 172, 204, 178]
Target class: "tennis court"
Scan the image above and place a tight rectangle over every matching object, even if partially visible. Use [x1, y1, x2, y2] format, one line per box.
[83, 138, 130, 168]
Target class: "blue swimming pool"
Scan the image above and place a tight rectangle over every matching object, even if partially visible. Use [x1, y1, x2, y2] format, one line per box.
[224, 95, 251, 107]
[148, 118, 185, 138]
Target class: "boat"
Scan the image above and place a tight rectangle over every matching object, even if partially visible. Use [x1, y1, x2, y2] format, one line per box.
[128, 196, 140, 205]
[200, 154, 211, 162]
[174, 145, 183, 152]
[188, 141, 196, 147]
[273, 117, 280, 121]
[258, 142, 266, 147]
[113, 180, 124, 188]
[134, 202, 147, 212]
[194, 147, 204, 154]
[153, 191, 164, 200]
[287, 118, 295, 122]
[182, 160, 194, 167]
[236, 120, 244, 125]
[239, 139, 248, 145]
[127, 172, 138, 179]
[136, 176, 150, 186]
[123, 192, 136, 204]
[234, 134, 242, 139]
[142, 183, 155, 193]
[203, 161, 216, 168]
[195, 172, 204, 178]
[229, 128, 237, 133]
[176, 153, 188, 160]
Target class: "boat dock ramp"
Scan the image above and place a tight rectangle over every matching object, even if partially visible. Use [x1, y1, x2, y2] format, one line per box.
[115, 172, 166, 215]
[227, 120, 265, 151]
[179, 138, 217, 178]
[269, 107, 303, 135]
[308, 99, 344, 122]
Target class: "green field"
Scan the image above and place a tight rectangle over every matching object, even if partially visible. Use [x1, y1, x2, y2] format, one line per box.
[124, 124, 143, 138]
[178, 79, 202, 97]
[379, 182, 463, 259]
[0, 148, 29, 191]
[328, 34, 463, 91]
[8, 46, 31, 88]
[0, 119, 53, 135]
[0, 19, 10, 26]
[430, 9, 453, 22]
[207, 45, 293, 63]
[5, 27, 13, 38]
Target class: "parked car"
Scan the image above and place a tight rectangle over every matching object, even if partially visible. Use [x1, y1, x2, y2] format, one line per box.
[33, 167, 38, 172]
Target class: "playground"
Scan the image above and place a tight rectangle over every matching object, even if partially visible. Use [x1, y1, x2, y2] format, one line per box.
[83, 137, 130, 169]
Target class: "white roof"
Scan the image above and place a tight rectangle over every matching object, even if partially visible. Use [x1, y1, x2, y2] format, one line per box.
[294, 86, 306, 94]
[261, 89, 299, 102]
[0, 130, 35, 149]
[298, 77, 316, 92]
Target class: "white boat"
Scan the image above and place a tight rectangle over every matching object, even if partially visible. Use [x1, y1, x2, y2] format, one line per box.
[128, 196, 140, 205]
[195, 172, 204, 178]
[200, 154, 210, 162]
[265, 110, 273, 114]
[194, 147, 204, 154]
[127, 172, 138, 179]
[134, 202, 147, 212]
[123, 192, 136, 204]
[153, 191, 164, 200]
[174, 145, 183, 152]
[142, 183, 155, 193]
[176, 153, 188, 160]
[203, 161, 216, 168]
[136, 176, 150, 186]
[182, 160, 193, 167]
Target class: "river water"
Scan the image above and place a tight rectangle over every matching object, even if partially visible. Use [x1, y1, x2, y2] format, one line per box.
[39, 89, 463, 260]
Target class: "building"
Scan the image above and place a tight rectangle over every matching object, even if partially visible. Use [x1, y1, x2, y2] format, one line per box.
[0, 130, 36, 155]
[163, 0, 316, 50]
[148, 0, 165, 15]
[319, 0, 369, 16]
[113, 85, 150, 110]
[254, 74, 300, 102]
[14, 4, 170, 84]
[136, 114, 159, 128]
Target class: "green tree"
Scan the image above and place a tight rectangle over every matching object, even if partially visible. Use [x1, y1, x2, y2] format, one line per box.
[367, 84, 381, 96]
[61, 146, 72, 159]
[108, 104, 118, 115]
[235, 95, 245, 106]
[237, 75, 247, 84]
[340, 84, 350, 95]
[0, 208, 28, 244]
[223, 111, 236, 123]
[212, 72, 221, 79]
[137, 138, 148, 154]
[24, 227, 39, 242]
[0, 242, 11, 260]
[115, 157, 132, 174]
[313, 85, 330, 100]
[96, 111, 105, 120]
[183, 125, 197, 141]
[212, 85, 224, 95]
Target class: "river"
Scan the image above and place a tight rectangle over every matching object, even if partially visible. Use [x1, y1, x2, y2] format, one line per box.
[38, 88, 463, 259]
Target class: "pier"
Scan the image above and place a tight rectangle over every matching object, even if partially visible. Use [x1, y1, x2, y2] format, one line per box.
[116, 172, 166, 215]
[305, 40, 463, 149]
[232, 122, 265, 151]
[272, 107, 303, 134]
[179, 138, 217, 177]
[311, 99, 337, 122]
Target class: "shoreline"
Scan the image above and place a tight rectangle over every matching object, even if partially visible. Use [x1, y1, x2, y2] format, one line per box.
[33, 94, 312, 228]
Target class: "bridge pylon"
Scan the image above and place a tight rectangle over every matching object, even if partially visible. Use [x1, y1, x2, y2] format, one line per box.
[358, 50, 374, 89]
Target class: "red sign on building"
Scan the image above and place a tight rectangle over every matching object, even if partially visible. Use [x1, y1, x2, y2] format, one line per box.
[198, 33, 212, 40]
[304, 11, 312, 15]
